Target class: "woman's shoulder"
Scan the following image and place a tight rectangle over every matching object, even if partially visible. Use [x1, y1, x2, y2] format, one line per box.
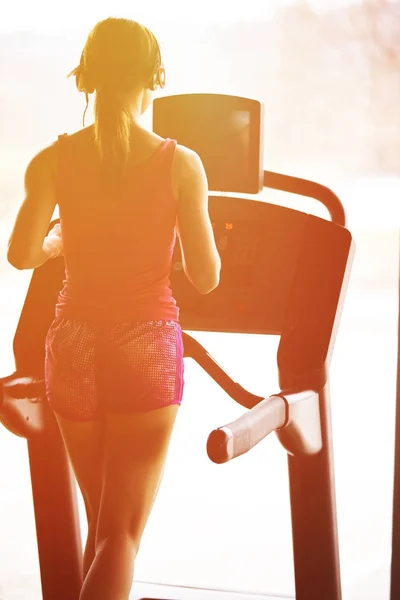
[173, 143, 204, 178]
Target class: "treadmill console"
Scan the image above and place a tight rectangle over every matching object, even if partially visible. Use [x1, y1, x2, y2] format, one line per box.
[171, 196, 307, 334]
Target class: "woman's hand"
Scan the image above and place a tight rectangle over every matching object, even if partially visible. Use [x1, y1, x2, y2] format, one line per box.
[44, 223, 63, 258]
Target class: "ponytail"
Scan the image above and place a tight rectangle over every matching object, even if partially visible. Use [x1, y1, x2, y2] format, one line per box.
[67, 18, 163, 176]
[93, 90, 132, 170]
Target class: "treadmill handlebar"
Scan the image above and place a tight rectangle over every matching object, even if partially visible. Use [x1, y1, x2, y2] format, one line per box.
[2, 373, 45, 399]
[263, 170, 346, 227]
[0, 373, 45, 438]
[207, 389, 323, 464]
[207, 394, 287, 464]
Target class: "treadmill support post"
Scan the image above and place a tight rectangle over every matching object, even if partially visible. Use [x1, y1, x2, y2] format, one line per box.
[27, 410, 83, 600]
[287, 382, 342, 600]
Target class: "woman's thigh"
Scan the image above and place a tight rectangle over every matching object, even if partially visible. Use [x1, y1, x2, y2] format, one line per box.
[55, 414, 105, 521]
[95, 404, 180, 549]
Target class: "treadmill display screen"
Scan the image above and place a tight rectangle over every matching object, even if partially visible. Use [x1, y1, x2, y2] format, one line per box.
[153, 94, 263, 194]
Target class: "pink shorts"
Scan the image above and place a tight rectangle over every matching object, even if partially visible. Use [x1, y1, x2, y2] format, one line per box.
[44, 317, 184, 421]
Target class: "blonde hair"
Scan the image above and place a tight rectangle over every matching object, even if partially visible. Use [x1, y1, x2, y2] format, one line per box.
[67, 18, 162, 174]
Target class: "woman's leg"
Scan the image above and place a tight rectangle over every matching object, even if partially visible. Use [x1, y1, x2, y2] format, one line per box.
[79, 404, 180, 600]
[45, 317, 105, 576]
[55, 416, 106, 578]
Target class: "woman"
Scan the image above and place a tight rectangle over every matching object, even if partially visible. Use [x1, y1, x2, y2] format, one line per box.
[7, 17, 221, 600]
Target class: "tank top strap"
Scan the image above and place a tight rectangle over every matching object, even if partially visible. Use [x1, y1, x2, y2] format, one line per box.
[161, 137, 177, 154]
[57, 133, 69, 149]
[156, 138, 177, 167]
[56, 133, 69, 166]
[55, 133, 69, 190]
[150, 138, 177, 186]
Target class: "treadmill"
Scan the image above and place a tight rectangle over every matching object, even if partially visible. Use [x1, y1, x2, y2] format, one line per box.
[0, 93, 354, 600]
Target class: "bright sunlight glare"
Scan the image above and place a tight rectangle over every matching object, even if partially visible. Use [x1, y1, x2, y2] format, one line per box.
[0, 0, 362, 33]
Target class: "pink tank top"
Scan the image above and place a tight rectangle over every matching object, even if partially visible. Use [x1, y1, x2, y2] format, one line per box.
[54, 133, 180, 323]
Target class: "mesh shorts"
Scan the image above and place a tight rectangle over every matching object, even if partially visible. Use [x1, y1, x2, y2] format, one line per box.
[44, 317, 184, 421]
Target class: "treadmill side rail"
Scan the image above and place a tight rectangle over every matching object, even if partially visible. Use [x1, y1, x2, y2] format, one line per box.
[206, 389, 322, 464]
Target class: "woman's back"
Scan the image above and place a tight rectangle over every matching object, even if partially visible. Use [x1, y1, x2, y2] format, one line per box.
[55, 127, 180, 322]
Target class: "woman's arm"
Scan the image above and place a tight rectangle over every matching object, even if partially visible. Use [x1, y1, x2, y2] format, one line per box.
[7, 144, 60, 270]
[175, 147, 221, 294]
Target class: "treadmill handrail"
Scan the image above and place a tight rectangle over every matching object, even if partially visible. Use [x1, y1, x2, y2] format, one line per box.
[0, 373, 45, 438]
[263, 170, 346, 227]
[207, 389, 323, 464]
[207, 394, 287, 464]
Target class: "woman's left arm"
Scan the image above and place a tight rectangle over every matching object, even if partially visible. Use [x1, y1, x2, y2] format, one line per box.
[7, 145, 62, 270]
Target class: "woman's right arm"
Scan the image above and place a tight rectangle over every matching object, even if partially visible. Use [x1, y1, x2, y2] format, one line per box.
[175, 147, 221, 295]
